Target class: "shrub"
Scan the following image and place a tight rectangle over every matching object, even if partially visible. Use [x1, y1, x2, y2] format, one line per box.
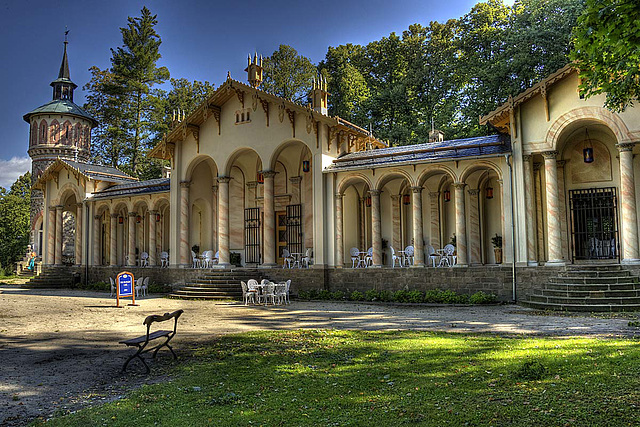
[349, 291, 365, 301]
[365, 289, 379, 301]
[393, 290, 409, 302]
[317, 289, 331, 300]
[148, 283, 172, 294]
[469, 291, 497, 304]
[513, 360, 547, 381]
[378, 290, 394, 302]
[297, 289, 311, 300]
[406, 290, 424, 303]
[230, 252, 242, 266]
[330, 290, 346, 300]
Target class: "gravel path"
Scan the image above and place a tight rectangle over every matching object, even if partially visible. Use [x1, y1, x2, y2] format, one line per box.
[1, 286, 638, 425]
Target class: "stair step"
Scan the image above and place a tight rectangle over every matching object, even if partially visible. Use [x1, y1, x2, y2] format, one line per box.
[537, 289, 640, 298]
[523, 300, 640, 312]
[545, 283, 638, 292]
[550, 276, 638, 285]
[529, 294, 640, 305]
[169, 293, 240, 300]
[181, 285, 241, 291]
[565, 264, 622, 271]
[560, 270, 631, 278]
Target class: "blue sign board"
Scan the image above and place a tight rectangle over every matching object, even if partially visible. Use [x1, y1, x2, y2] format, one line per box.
[117, 272, 134, 297]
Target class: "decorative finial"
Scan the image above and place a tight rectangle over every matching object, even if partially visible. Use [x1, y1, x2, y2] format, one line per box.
[64, 27, 69, 44]
[227, 71, 231, 80]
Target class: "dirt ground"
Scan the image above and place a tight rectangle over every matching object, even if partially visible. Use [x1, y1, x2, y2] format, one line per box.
[1, 285, 639, 426]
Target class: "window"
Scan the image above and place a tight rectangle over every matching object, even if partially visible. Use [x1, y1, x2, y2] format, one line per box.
[234, 108, 252, 125]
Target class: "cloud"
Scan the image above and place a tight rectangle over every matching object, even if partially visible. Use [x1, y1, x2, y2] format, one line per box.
[0, 157, 31, 189]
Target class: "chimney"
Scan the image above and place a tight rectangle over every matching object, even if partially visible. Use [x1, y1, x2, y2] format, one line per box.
[245, 53, 263, 88]
[311, 74, 329, 115]
[429, 129, 445, 143]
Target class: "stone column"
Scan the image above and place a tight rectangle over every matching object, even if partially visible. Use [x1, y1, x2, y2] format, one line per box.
[557, 161, 569, 259]
[411, 186, 424, 266]
[542, 151, 564, 265]
[179, 181, 190, 267]
[93, 215, 101, 265]
[359, 197, 366, 250]
[370, 190, 382, 266]
[290, 176, 302, 205]
[522, 155, 538, 265]
[467, 189, 481, 265]
[533, 163, 545, 262]
[110, 214, 118, 266]
[75, 204, 83, 265]
[54, 205, 63, 265]
[453, 183, 468, 266]
[618, 143, 640, 263]
[335, 193, 344, 267]
[391, 195, 401, 251]
[211, 185, 219, 250]
[47, 207, 55, 265]
[148, 211, 157, 266]
[127, 212, 136, 266]
[429, 192, 440, 248]
[217, 177, 231, 266]
[262, 171, 277, 267]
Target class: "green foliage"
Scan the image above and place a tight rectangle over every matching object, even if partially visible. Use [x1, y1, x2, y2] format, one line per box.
[148, 282, 172, 294]
[513, 360, 548, 380]
[230, 252, 242, 266]
[571, 0, 640, 111]
[349, 290, 365, 301]
[317, 289, 331, 300]
[491, 234, 502, 249]
[330, 290, 346, 300]
[38, 330, 640, 426]
[262, 45, 317, 103]
[469, 291, 498, 304]
[364, 289, 380, 301]
[0, 173, 31, 275]
[78, 281, 111, 292]
[424, 289, 470, 304]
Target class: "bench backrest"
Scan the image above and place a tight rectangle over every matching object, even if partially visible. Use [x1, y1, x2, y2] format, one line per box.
[143, 310, 184, 337]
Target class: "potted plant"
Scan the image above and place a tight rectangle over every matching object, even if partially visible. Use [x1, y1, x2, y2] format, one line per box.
[491, 234, 503, 264]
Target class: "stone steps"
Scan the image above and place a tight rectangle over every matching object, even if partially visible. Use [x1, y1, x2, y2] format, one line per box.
[170, 269, 268, 300]
[22, 269, 74, 289]
[525, 264, 640, 312]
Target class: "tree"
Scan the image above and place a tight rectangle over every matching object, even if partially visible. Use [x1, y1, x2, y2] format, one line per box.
[262, 45, 317, 103]
[571, 0, 640, 111]
[0, 173, 31, 275]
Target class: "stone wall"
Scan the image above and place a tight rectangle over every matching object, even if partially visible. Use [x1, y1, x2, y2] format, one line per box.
[50, 264, 578, 302]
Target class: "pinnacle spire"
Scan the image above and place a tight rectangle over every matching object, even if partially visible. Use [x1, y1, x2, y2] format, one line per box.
[50, 31, 77, 101]
[58, 30, 71, 80]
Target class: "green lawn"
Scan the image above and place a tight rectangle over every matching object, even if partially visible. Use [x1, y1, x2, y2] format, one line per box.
[36, 330, 639, 426]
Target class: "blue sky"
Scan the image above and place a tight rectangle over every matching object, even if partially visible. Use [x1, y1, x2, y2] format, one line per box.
[0, 0, 513, 188]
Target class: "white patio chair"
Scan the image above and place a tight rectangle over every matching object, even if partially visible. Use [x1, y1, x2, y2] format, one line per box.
[442, 244, 456, 267]
[390, 246, 401, 268]
[247, 279, 260, 304]
[350, 247, 360, 268]
[203, 250, 215, 268]
[213, 251, 219, 265]
[191, 250, 201, 268]
[365, 247, 373, 267]
[263, 282, 277, 305]
[301, 248, 312, 268]
[241, 281, 256, 305]
[109, 277, 115, 297]
[275, 282, 287, 305]
[142, 277, 149, 297]
[426, 245, 439, 267]
[135, 277, 143, 298]
[404, 245, 414, 266]
[160, 251, 169, 268]
[282, 249, 294, 269]
[140, 252, 149, 267]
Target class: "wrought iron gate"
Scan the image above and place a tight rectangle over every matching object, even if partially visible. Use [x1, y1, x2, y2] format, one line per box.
[244, 208, 261, 264]
[569, 187, 619, 261]
[285, 204, 303, 255]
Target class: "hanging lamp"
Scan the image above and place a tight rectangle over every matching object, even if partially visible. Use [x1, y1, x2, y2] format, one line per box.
[583, 128, 594, 163]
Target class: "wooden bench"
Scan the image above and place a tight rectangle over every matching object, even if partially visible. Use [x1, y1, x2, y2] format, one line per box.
[119, 309, 184, 374]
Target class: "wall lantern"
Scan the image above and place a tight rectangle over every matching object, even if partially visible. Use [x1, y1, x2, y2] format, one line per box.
[118, 216, 124, 224]
[365, 195, 372, 207]
[257, 172, 264, 184]
[136, 215, 142, 224]
[583, 129, 594, 163]
[302, 160, 310, 173]
[443, 189, 451, 202]
[486, 186, 494, 199]
[402, 194, 411, 205]
[156, 213, 161, 222]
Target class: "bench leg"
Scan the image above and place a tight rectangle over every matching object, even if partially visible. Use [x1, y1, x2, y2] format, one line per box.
[152, 335, 178, 360]
[122, 346, 150, 374]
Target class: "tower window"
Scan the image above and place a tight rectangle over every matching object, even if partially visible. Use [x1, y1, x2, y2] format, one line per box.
[234, 108, 252, 125]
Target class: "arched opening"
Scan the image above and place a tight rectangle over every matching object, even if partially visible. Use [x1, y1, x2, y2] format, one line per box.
[186, 157, 218, 261]
[337, 174, 373, 267]
[418, 169, 457, 262]
[269, 141, 314, 266]
[377, 172, 413, 266]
